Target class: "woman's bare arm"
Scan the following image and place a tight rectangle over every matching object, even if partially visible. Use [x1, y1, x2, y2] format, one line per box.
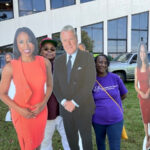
[0, 63, 35, 118]
[32, 58, 53, 116]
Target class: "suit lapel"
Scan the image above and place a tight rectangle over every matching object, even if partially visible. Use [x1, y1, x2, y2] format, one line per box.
[61, 54, 68, 83]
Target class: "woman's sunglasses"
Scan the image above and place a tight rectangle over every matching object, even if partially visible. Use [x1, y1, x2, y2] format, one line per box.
[43, 47, 56, 51]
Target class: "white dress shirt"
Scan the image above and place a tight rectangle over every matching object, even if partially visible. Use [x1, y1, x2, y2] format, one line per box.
[61, 50, 79, 108]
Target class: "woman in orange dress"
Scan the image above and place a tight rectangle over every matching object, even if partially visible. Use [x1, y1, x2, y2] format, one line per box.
[0, 27, 53, 150]
[135, 43, 150, 149]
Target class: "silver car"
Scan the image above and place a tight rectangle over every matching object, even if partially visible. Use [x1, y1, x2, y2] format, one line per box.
[0, 55, 6, 78]
[108, 52, 150, 82]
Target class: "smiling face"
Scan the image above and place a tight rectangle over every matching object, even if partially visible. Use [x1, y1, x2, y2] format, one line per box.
[140, 45, 146, 62]
[96, 56, 108, 76]
[17, 32, 35, 58]
[40, 42, 56, 60]
[61, 30, 77, 55]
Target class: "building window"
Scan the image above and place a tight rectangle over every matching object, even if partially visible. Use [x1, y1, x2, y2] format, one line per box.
[0, 0, 13, 21]
[18, 0, 46, 16]
[52, 32, 66, 56]
[131, 12, 148, 51]
[52, 32, 64, 50]
[81, 23, 103, 53]
[108, 17, 127, 54]
[37, 35, 47, 51]
[51, 0, 75, 9]
[80, 0, 94, 3]
[0, 44, 13, 54]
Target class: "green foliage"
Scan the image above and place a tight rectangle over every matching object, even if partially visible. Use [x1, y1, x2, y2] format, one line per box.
[121, 82, 144, 150]
[0, 102, 19, 150]
[52, 32, 64, 50]
[0, 82, 145, 149]
[93, 53, 99, 58]
[81, 30, 94, 52]
[107, 55, 113, 61]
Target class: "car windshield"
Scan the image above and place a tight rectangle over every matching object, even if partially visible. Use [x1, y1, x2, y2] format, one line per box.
[113, 53, 133, 62]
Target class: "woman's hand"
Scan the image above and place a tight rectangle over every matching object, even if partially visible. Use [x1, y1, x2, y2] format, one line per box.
[145, 88, 150, 99]
[31, 101, 46, 116]
[139, 91, 149, 99]
[64, 100, 75, 112]
[19, 107, 35, 119]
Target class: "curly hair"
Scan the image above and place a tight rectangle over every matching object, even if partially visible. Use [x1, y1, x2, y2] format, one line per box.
[95, 54, 110, 73]
[95, 54, 110, 66]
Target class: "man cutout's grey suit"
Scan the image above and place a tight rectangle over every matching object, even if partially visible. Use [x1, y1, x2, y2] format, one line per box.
[54, 49, 96, 150]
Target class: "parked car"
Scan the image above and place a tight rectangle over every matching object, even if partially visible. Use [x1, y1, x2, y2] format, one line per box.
[0, 54, 6, 78]
[109, 52, 150, 82]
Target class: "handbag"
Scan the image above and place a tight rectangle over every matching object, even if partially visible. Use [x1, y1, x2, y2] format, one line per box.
[96, 80, 128, 140]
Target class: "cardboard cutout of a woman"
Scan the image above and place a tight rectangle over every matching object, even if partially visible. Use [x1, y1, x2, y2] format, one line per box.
[134, 43, 150, 150]
[0, 27, 53, 150]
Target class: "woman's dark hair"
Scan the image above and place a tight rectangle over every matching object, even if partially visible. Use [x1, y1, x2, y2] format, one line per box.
[13, 27, 38, 59]
[137, 42, 149, 69]
[5, 52, 14, 60]
[95, 54, 110, 66]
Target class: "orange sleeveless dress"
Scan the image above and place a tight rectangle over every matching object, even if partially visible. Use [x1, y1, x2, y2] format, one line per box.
[11, 56, 47, 150]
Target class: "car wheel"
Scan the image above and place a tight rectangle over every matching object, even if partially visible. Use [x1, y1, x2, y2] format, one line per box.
[115, 72, 126, 82]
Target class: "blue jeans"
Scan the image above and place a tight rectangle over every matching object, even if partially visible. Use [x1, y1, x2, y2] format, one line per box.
[93, 120, 123, 150]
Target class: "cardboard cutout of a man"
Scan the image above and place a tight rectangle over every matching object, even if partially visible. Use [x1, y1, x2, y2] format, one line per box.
[53, 25, 96, 150]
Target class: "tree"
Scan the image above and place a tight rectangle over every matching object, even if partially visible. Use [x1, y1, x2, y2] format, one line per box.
[81, 30, 94, 52]
[52, 32, 63, 50]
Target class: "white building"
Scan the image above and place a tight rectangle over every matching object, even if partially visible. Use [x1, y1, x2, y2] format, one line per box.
[0, 0, 150, 56]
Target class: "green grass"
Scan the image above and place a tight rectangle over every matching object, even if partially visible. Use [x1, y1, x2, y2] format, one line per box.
[121, 82, 144, 150]
[0, 82, 144, 150]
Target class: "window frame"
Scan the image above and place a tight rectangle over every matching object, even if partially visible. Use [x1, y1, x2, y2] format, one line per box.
[81, 22, 104, 53]
[50, 0, 76, 10]
[0, 0, 14, 21]
[131, 11, 149, 51]
[18, 0, 46, 17]
[108, 16, 127, 54]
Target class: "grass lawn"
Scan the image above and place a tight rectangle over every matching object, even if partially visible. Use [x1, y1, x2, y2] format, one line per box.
[0, 82, 144, 150]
